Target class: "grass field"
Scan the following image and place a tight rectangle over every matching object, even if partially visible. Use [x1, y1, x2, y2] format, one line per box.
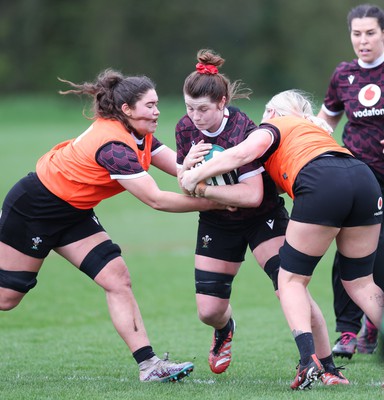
[0, 96, 382, 399]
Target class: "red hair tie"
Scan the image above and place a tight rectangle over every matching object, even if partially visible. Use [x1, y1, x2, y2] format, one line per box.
[196, 63, 218, 75]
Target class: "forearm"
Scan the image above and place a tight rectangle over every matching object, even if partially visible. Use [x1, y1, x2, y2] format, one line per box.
[149, 190, 222, 213]
[195, 182, 263, 208]
[317, 108, 342, 131]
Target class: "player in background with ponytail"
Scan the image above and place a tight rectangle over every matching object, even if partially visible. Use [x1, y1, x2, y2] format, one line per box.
[318, 3, 384, 359]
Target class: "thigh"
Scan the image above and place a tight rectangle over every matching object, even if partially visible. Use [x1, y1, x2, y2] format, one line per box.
[0, 242, 44, 272]
[373, 222, 384, 290]
[336, 225, 381, 258]
[54, 231, 112, 268]
[285, 220, 339, 257]
[195, 255, 241, 276]
[252, 235, 285, 269]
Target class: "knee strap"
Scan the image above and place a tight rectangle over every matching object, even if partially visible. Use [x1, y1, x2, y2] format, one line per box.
[264, 254, 280, 291]
[338, 251, 376, 281]
[195, 268, 234, 299]
[279, 240, 321, 276]
[80, 240, 121, 279]
[0, 270, 38, 293]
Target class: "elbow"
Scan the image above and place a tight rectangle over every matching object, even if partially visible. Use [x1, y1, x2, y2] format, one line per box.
[141, 196, 165, 211]
[249, 193, 263, 208]
[236, 191, 263, 208]
[149, 201, 164, 211]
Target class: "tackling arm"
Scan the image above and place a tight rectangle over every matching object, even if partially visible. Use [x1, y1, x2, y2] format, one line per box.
[118, 174, 227, 213]
[180, 129, 272, 193]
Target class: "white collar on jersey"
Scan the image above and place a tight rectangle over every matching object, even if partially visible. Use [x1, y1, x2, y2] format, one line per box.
[131, 132, 144, 145]
[201, 107, 230, 138]
[358, 52, 384, 69]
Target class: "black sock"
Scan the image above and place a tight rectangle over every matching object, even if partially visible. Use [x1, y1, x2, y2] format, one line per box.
[319, 354, 334, 372]
[295, 332, 315, 365]
[216, 318, 233, 336]
[133, 346, 155, 364]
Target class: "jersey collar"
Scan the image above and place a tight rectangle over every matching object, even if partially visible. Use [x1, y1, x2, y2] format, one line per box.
[201, 108, 230, 138]
[358, 52, 384, 69]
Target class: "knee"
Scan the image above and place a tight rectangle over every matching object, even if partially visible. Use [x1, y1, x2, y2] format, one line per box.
[96, 261, 133, 293]
[197, 303, 225, 325]
[195, 269, 234, 299]
[117, 269, 133, 290]
[0, 289, 24, 311]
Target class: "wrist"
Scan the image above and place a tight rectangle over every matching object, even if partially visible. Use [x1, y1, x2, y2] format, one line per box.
[195, 182, 208, 198]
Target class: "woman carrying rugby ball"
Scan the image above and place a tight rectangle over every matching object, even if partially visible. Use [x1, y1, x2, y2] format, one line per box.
[175, 49, 347, 388]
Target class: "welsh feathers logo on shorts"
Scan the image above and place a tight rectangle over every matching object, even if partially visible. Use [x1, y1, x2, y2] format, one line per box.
[31, 236, 42, 250]
[358, 84, 381, 107]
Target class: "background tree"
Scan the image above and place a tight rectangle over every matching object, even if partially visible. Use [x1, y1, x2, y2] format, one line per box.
[0, 0, 363, 98]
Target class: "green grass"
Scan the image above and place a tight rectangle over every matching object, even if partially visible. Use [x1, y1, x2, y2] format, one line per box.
[0, 96, 382, 399]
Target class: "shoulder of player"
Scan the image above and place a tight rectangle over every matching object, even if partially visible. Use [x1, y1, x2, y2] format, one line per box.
[333, 59, 360, 75]
[227, 106, 256, 127]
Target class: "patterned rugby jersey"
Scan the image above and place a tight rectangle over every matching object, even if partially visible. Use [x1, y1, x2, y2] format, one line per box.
[97, 135, 164, 177]
[176, 106, 284, 221]
[321, 57, 384, 180]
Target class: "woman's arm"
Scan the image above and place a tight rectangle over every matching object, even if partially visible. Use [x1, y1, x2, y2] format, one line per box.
[180, 129, 272, 193]
[195, 174, 264, 208]
[151, 146, 178, 176]
[118, 174, 228, 212]
[317, 109, 343, 131]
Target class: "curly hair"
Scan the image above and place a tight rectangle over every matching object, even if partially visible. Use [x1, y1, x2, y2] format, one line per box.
[58, 68, 156, 132]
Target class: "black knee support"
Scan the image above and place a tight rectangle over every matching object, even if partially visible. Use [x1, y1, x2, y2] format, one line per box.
[0, 270, 38, 293]
[80, 240, 122, 279]
[264, 254, 280, 291]
[338, 251, 376, 281]
[279, 240, 321, 276]
[195, 268, 234, 299]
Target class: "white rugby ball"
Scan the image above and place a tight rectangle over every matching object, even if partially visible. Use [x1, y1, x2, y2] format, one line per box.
[202, 144, 238, 186]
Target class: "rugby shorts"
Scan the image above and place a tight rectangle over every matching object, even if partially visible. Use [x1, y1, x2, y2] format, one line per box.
[0, 172, 105, 258]
[291, 155, 383, 227]
[196, 207, 289, 262]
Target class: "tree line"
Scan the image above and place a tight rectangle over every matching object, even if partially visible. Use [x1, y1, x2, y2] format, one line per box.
[0, 0, 363, 99]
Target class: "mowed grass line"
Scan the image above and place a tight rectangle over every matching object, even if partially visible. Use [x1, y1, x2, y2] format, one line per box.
[0, 96, 382, 399]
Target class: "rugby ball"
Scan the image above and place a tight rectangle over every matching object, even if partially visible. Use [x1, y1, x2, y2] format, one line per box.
[202, 144, 238, 186]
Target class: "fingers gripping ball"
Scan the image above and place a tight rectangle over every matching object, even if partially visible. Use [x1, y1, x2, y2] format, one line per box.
[198, 144, 238, 186]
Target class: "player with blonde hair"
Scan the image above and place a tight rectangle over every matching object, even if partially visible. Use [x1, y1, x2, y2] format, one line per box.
[181, 88, 383, 390]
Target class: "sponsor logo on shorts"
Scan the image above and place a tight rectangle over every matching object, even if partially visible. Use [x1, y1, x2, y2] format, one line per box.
[266, 219, 275, 230]
[374, 196, 383, 216]
[201, 234, 212, 248]
[92, 215, 100, 225]
[31, 236, 42, 250]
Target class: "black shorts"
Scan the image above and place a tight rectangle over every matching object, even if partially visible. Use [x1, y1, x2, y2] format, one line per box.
[291, 155, 383, 227]
[195, 206, 289, 262]
[0, 173, 105, 258]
